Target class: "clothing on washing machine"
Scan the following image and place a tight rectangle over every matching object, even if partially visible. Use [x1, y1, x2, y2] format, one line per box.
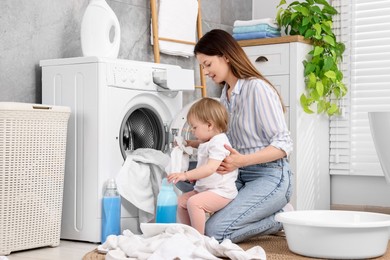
[165, 136, 193, 174]
[115, 148, 170, 223]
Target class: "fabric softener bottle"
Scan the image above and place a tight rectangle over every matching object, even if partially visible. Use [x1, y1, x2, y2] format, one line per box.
[101, 178, 121, 243]
[156, 178, 178, 223]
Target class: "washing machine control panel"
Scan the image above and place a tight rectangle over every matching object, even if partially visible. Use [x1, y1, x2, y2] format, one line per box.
[106, 62, 194, 92]
[107, 63, 156, 91]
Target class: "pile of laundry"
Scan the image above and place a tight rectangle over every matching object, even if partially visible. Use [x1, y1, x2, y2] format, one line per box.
[232, 18, 281, 41]
[98, 223, 266, 260]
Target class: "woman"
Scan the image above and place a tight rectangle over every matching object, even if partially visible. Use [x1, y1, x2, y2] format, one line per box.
[193, 29, 293, 243]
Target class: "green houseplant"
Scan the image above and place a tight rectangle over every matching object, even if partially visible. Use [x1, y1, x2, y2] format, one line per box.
[276, 0, 347, 116]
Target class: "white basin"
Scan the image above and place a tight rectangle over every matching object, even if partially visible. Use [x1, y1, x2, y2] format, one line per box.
[276, 210, 390, 259]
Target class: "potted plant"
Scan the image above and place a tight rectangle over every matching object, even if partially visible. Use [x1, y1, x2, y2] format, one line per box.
[276, 0, 347, 116]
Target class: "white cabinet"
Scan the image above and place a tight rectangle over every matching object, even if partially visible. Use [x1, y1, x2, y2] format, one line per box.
[241, 36, 330, 210]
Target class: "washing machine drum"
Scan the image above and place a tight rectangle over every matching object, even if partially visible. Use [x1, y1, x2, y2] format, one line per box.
[119, 105, 165, 159]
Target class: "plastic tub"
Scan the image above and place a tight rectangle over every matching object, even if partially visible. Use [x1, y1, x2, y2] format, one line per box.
[275, 210, 390, 259]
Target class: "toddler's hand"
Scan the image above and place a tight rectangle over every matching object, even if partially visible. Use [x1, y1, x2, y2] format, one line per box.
[167, 172, 187, 184]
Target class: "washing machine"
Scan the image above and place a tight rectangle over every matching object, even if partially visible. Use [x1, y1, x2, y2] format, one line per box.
[40, 56, 194, 243]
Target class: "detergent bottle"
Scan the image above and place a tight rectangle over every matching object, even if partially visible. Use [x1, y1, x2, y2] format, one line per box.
[101, 178, 121, 243]
[80, 0, 121, 58]
[155, 178, 178, 223]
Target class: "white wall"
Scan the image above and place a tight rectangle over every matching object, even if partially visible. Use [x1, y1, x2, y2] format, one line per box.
[332, 176, 390, 207]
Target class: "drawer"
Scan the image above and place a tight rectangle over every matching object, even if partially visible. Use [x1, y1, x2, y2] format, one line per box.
[267, 75, 289, 106]
[244, 43, 289, 76]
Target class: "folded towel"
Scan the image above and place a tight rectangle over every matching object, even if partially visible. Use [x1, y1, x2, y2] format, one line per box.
[233, 24, 280, 34]
[234, 18, 278, 28]
[233, 31, 281, 41]
[115, 148, 170, 223]
[99, 223, 267, 260]
[153, 0, 199, 58]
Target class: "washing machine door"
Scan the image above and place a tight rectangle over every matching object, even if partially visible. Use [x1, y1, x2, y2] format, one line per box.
[169, 99, 197, 142]
[119, 104, 166, 159]
[169, 97, 220, 142]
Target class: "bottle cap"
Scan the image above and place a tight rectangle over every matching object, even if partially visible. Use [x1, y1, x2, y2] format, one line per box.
[107, 178, 117, 189]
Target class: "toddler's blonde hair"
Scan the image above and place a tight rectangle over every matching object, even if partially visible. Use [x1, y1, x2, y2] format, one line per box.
[187, 98, 228, 132]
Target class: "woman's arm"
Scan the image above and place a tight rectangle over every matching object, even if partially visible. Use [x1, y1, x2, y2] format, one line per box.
[167, 158, 221, 184]
[217, 144, 286, 174]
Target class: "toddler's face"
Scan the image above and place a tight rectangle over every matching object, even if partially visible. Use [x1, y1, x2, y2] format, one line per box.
[188, 117, 212, 142]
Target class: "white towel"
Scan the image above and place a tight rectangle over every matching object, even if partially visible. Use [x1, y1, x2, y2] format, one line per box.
[234, 18, 278, 29]
[165, 136, 193, 174]
[115, 148, 170, 223]
[152, 0, 199, 58]
[99, 223, 267, 260]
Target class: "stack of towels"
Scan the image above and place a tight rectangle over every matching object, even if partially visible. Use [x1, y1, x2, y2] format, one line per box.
[233, 18, 281, 41]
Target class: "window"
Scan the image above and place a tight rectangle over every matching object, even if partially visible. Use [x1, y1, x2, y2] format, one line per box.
[331, 0, 390, 176]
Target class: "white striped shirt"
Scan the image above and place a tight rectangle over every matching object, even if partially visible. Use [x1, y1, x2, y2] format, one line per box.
[220, 78, 293, 156]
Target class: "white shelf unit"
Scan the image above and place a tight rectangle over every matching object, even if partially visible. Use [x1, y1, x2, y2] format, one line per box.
[241, 37, 330, 210]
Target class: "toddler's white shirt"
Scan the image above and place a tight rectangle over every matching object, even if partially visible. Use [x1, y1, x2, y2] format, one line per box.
[194, 133, 238, 199]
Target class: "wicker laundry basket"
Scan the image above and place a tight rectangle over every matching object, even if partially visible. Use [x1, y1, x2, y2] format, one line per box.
[0, 102, 70, 255]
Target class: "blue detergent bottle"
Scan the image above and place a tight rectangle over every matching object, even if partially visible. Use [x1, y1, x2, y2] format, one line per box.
[101, 178, 121, 243]
[155, 178, 178, 223]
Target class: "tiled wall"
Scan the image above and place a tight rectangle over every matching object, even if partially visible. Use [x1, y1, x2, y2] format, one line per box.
[0, 0, 251, 105]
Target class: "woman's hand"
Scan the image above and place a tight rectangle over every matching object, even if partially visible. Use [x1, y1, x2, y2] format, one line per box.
[167, 172, 187, 184]
[217, 144, 244, 174]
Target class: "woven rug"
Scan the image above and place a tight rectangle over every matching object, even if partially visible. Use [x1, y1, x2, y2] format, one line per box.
[83, 233, 390, 260]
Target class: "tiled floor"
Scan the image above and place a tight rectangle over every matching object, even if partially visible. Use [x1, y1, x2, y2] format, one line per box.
[4, 240, 98, 260]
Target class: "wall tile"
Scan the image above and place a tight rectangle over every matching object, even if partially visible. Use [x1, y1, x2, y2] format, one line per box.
[221, 0, 252, 26]
[201, 0, 221, 24]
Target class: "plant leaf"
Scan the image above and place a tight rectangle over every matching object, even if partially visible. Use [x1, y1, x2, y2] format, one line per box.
[313, 46, 324, 56]
[300, 94, 314, 114]
[323, 5, 338, 15]
[317, 100, 326, 114]
[304, 29, 315, 38]
[277, 0, 287, 8]
[311, 5, 322, 15]
[339, 82, 348, 96]
[314, 0, 331, 7]
[310, 89, 320, 100]
[302, 17, 310, 26]
[313, 23, 321, 34]
[316, 81, 324, 96]
[327, 103, 339, 116]
[305, 63, 316, 76]
[321, 22, 333, 35]
[293, 5, 310, 16]
[308, 72, 317, 88]
[323, 35, 335, 46]
[323, 57, 334, 71]
[324, 70, 336, 80]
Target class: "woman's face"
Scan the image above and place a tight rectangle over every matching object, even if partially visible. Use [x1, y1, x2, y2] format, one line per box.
[196, 53, 230, 84]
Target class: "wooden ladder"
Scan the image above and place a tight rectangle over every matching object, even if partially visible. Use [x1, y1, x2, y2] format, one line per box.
[150, 0, 207, 97]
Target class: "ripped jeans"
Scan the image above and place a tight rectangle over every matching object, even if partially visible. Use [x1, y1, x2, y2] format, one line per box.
[205, 158, 293, 243]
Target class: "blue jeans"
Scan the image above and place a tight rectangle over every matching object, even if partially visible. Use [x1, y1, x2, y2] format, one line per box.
[205, 158, 293, 243]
